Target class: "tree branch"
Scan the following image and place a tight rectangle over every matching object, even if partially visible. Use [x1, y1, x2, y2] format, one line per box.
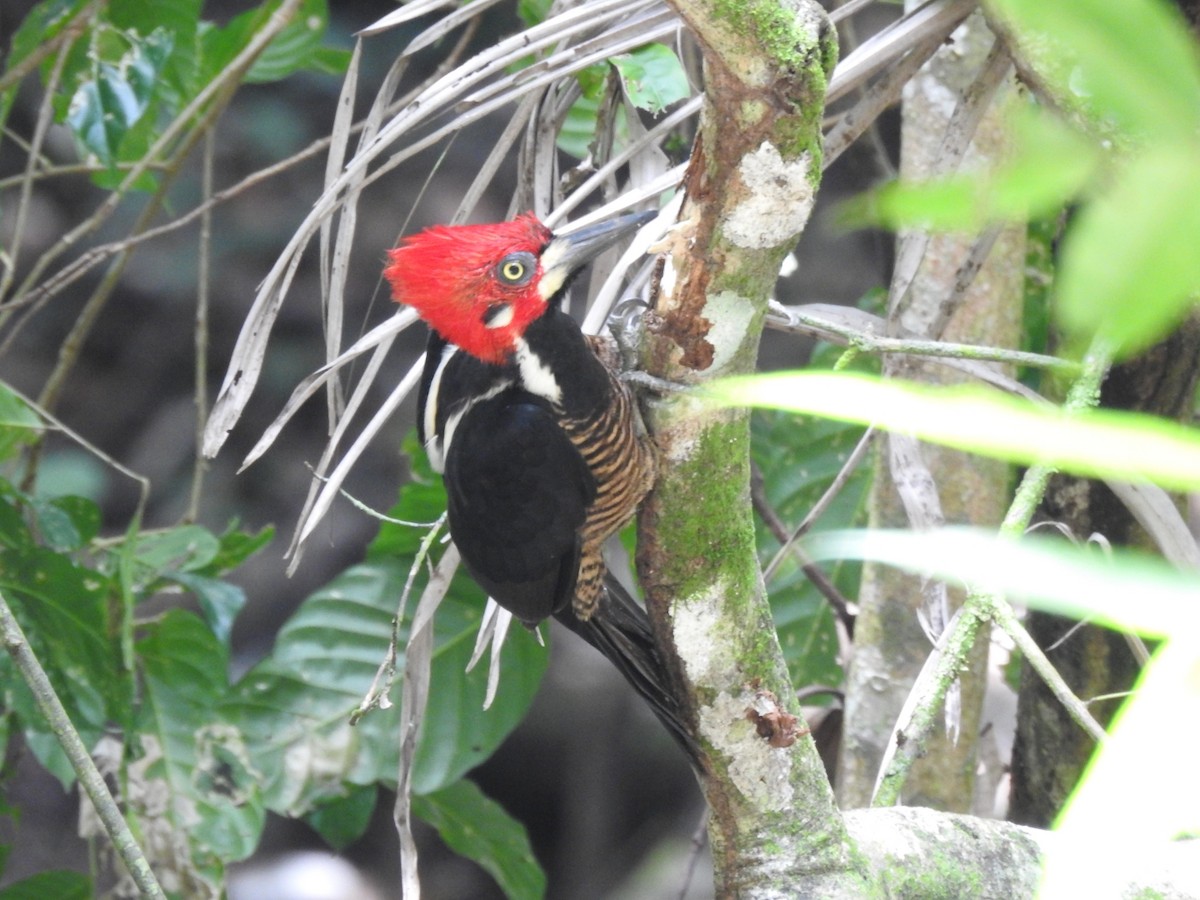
[638, 0, 866, 894]
[0, 589, 165, 899]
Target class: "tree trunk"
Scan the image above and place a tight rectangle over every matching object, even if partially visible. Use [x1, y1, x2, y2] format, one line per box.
[837, 10, 1023, 811]
[638, 1, 873, 895]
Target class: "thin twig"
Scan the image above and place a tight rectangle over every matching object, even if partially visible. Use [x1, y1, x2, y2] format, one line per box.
[763, 426, 876, 583]
[21, 8, 289, 454]
[766, 303, 1080, 374]
[2, 379, 150, 516]
[395, 543, 461, 899]
[0, 159, 174, 192]
[0, 588, 166, 899]
[751, 463, 857, 638]
[2, 113, 378, 321]
[0, 18, 74, 304]
[989, 601, 1107, 742]
[352, 514, 447, 724]
[1085, 690, 1135, 707]
[186, 127, 216, 524]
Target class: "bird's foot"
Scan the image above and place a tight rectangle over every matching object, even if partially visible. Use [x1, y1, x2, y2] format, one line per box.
[619, 369, 691, 394]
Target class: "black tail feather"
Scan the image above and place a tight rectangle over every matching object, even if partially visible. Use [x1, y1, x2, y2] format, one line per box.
[554, 574, 700, 765]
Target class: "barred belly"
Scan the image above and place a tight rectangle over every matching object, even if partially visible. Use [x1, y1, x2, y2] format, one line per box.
[563, 372, 655, 620]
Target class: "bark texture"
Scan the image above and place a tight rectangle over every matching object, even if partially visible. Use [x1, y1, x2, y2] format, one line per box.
[637, 1, 865, 895]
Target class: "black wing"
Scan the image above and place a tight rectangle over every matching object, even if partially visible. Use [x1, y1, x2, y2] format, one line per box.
[443, 390, 597, 624]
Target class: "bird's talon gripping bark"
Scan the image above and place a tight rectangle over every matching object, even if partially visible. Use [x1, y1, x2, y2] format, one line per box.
[606, 297, 650, 371]
[619, 369, 690, 394]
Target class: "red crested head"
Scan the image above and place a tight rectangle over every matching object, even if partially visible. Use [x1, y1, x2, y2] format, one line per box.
[386, 210, 654, 363]
[384, 213, 553, 365]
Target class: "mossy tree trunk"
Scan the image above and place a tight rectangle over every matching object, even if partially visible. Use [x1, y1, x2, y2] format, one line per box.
[636, 0, 870, 895]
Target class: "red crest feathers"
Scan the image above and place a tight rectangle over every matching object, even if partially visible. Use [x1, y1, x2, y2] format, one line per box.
[385, 214, 552, 364]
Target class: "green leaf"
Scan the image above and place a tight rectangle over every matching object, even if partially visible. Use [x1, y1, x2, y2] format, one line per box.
[200, 0, 341, 86]
[517, 0, 554, 28]
[990, 0, 1200, 140]
[611, 44, 690, 114]
[0, 870, 92, 900]
[64, 28, 174, 167]
[1055, 145, 1200, 358]
[245, 0, 342, 84]
[4, 1, 90, 89]
[0, 548, 117, 718]
[225, 432, 545, 817]
[204, 522, 275, 575]
[708, 371, 1200, 492]
[0, 489, 29, 550]
[124, 27, 174, 107]
[225, 557, 547, 815]
[366, 434, 452, 560]
[4, 655, 108, 788]
[804, 527, 1198, 639]
[805, 525, 1200, 885]
[751, 411, 862, 688]
[132, 524, 221, 574]
[108, 0, 203, 99]
[0, 385, 41, 461]
[171, 572, 246, 649]
[137, 610, 265, 874]
[28, 495, 101, 551]
[413, 780, 546, 900]
[557, 92, 601, 159]
[1042, 638, 1200, 895]
[303, 785, 378, 850]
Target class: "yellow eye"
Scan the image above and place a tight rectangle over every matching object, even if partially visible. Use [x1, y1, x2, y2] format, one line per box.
[496, 251, 536, 286]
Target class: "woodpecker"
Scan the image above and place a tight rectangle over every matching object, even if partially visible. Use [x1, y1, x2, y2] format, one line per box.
[384, 210, 695, 759]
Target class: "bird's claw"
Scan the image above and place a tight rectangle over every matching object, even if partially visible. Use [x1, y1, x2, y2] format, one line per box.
[619, 369, 690, 394]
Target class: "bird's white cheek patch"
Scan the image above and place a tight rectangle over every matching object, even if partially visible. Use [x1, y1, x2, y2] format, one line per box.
[484, 304, 515, 329]
[536, 268, 566, 302]
[514, 339, 563, 406]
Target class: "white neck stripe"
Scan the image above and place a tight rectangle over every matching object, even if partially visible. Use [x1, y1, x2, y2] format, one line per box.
[424, 344, 458, 472]
[514, 338, 563, 406]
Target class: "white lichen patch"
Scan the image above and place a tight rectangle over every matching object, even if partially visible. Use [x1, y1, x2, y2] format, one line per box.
[664, 429, 699, 464]
[672, 583, 739, 685]
[722, 143, 814, 250]
[699, 689, 795, 812]
[702, 290, 757, 373]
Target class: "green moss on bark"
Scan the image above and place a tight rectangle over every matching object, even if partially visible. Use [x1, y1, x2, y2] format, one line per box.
[707, 0, 827, 78]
